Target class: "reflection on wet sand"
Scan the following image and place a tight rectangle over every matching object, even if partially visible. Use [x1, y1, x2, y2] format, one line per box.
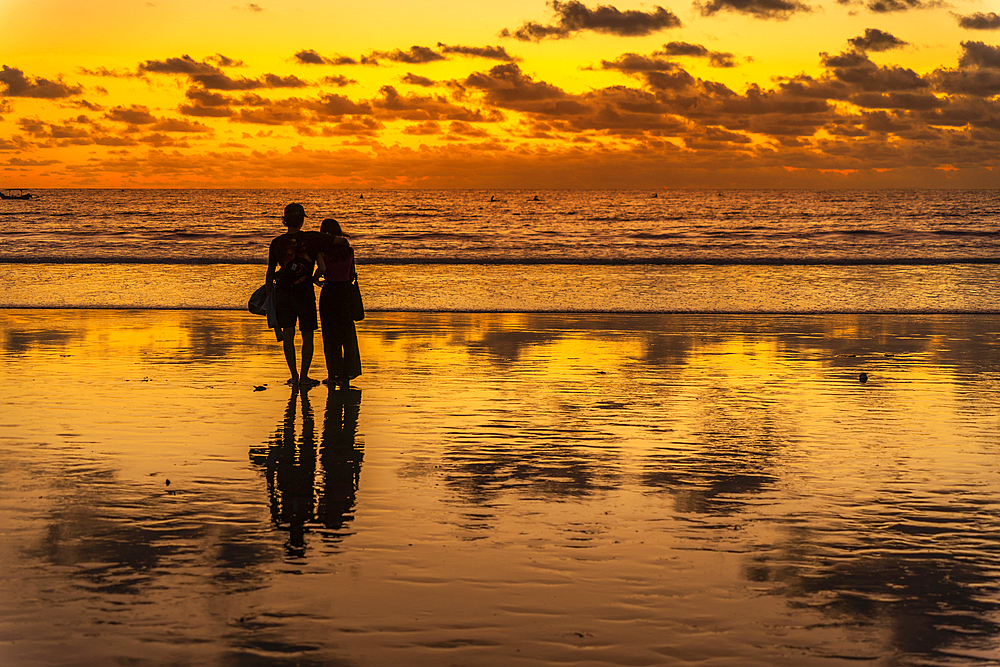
[2, 309, 1000, 665]
[250, 387, 363, 556]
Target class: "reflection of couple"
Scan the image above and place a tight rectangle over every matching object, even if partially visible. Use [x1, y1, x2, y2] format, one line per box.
[249, 387, 363, 556]
[264, 202, 362, 389]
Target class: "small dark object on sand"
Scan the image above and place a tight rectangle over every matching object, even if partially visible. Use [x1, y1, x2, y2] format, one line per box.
[253, 385, 267, 391]
[859, 373, 868, 384]
[165, 479, 171, 486]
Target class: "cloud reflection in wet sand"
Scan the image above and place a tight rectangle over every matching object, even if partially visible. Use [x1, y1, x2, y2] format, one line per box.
[1, 310, 999, 665]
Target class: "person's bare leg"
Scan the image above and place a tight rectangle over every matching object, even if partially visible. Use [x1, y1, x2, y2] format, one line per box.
[299, 329, 318, 386]
[282, 326, 298, 385]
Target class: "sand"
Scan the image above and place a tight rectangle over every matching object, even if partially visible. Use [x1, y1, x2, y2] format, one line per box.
[2, 309, 1000, 666]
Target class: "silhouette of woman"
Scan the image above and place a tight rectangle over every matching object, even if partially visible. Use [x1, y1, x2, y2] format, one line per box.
[313, 219, 362, 388]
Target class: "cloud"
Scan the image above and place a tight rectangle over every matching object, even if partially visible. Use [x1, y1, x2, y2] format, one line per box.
[0, 66, 84, 98]
[206, 54, 245, 68]
[321, 75, 356, 87]
[437, 43, 520, 62]
[372, 46, 447, 64]
[373, 86, 500, 122]
[293, 50, 358, 66]
[139, 55, 219, 76]
[932, 67, 1000, 97]
[861, 0, 941, 14]
[959, 41, 1000, 69]
[657, 42, 739, 67]
[77, 66, 143, 79]
[310, 93, 373, 117]
[697, 0, 812, 20]
[402, 121, 443, 135]
[106, 105, 158, 125]
[848, 29, 908, 52]
[954, 12, 1000, 30]
[140, 56, 310, 90]
[821, 50, 928, 91]
[464, 64, 567, 111]
[402, 73, 436, 87]
[601, 54, 685, 72]
[500, 1, 681, 41]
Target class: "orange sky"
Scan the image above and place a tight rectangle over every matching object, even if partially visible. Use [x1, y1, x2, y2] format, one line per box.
[1, 0, 999, 188]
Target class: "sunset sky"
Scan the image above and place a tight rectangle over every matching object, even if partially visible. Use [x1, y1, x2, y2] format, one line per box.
[2, 0, 999, 188]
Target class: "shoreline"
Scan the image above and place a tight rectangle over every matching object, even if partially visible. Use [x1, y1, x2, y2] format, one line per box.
[2, 262, 998, 312]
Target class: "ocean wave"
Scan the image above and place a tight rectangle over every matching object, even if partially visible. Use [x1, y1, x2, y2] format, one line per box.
[2, 256, 1000, 266]
[3, 304, 1000, 314]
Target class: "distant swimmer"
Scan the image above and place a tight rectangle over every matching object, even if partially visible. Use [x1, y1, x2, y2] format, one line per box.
[490, 195, 495, 202]
[533, 195, 540, 201]
[359, 194, 364, 199]
[652, 193, 658, 198]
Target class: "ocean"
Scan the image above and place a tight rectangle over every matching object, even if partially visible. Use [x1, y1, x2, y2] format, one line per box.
[1, 188, 998, 310]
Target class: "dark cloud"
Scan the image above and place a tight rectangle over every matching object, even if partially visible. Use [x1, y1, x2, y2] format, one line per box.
[77, 66, 142, 78]
[293, 50, 358, 66]
[150, 118, 211, 133]
[955, 12, 1000, 30]
[372, 46, 446, 65]
[294, 49, 327, 65]
[601, 54, 684, 72]
[959, 41, 1000, 69]
[0, 66, 84, 98]
[206, 54, 244, 68]
[190, 72, 309, 90]
[698, 0, 812, 20]
[310, 93, 373, 117]
[106, 105, 157, 125]
[402, 73, 436, 87]
[373, 86, 499, 122]
[933, 67, 1000, 97]
[402, 121, 443, 135]
[500, 1, 681, 41]
[465, 64, 566, 109]
[139, 55, 219, 76]
[848, 29, 908, 52]
[437, 43, 519, 62]
[321, 75, 356, 87]
[178, 88, 235, 117]
[657, 42, 739, 67]
[850, 91, 945, 110]
[864, 0, 939, 13]
[821, 50, 928, 91]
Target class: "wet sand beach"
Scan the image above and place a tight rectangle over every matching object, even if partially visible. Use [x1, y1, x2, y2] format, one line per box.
[2, 309, 999, 666]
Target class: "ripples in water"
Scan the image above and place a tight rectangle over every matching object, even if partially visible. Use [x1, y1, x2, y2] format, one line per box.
[1, 310, 999, 665]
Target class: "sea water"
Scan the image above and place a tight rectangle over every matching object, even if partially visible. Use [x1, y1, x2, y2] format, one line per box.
[0, 189, 998, 311]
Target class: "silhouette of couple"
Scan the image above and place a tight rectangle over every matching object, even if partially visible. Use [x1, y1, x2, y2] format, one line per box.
[265, 203, 362, 389]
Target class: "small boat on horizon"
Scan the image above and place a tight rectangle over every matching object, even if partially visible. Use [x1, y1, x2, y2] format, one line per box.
[0, 189, 33, 200]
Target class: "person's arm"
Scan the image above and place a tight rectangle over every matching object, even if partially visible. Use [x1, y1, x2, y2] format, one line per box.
[313, 253, 327, 286]
[265, 242, 276, 294]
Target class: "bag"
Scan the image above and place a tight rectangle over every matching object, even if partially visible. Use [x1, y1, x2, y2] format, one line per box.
[349, 277, 365, 322]
[247, 285, 268, 315]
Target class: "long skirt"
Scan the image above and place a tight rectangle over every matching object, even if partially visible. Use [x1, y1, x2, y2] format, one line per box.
[319, 282, 362, 381]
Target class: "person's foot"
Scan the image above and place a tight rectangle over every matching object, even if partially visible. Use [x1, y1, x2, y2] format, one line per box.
[300, 377, 321, 388]
[285, 377, 299, 387]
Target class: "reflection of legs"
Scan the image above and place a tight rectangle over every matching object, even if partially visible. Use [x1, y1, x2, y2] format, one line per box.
[300, 329, 316, 386]
[342, 319, 361, 380]
[281, 326, 298, 384]
[320, 311, 344, 381]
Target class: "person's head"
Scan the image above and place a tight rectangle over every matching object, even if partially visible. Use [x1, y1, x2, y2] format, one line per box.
[283, 203, 306, 229]
[320, 218, 348, 237]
